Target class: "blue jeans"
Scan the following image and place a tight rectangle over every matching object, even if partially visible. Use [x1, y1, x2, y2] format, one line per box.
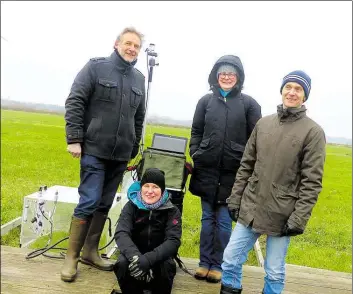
[222, 222, 290, 294]
[74, 154, 127, 219]
[199, 200, 232, 272]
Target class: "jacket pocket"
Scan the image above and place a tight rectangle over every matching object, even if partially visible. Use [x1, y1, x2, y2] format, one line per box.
[193, 138, 210, 159]
[267, 182, 299, 226]
[229, 141, 245, 162]
[85, 117, 101, 141]
[97, 78, 118, 102]
[272, 183, 299, 199]
[231, 141, 245, 152]
[247, 175, 259, 192]
[131, 86, 143, 108]
[240, 175, 259, 215]
[200, 138, 210, 148]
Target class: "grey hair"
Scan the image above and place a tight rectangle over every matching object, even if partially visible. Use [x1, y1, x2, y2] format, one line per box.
[116, 26, 144, 45]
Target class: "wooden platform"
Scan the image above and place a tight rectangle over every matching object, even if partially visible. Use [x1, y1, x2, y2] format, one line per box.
[1, 245, 351, 294]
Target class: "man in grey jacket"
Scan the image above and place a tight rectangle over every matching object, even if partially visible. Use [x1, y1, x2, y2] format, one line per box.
[220, 71, 326, 294]
[61, 27, 146, 282]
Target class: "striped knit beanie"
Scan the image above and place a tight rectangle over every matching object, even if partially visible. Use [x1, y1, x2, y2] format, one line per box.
[280, 70, 311, 101]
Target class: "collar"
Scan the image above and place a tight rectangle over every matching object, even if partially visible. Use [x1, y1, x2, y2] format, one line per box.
[277, 104, 307, 122]
[110, 49, 137, 74]
[219, 88, 231, 97]
[211, 84, 241, 98]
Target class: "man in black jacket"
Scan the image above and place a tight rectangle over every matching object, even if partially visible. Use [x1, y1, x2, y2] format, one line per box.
[189, 55, 261, 283]
[114, 168, 182, 294]
[61, 27, 146, 282]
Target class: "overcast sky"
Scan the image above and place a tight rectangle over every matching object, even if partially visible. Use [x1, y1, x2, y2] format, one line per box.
[1, 1, 352, 138]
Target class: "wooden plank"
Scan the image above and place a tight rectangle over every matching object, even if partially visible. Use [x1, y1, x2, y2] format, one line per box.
[176, 257, 352, 293]
[180, 256, 352, 281]
[1, 246, 116, 294]
[1, 283, 67, 294]
[1, 246, 351, 294]
[1, 217, 22, 236]
[286, 264, 352, 278]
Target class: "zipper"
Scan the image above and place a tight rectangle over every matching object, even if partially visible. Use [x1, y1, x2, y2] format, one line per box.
[147, 210, 152, 248]
[216, 96, 228, 199]
[111, 78, 125, 157]
[220, 96, 228, 168]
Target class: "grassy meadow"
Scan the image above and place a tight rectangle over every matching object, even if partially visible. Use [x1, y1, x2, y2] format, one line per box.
[1, 109, 352, 273]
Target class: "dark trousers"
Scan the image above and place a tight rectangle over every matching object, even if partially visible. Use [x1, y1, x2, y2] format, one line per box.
[74, 154, 127, 219]
[199, 200, 232, 272]
[114, 254, 176, 294]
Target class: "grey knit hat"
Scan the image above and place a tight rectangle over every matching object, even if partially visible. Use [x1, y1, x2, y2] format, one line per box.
[217, 64, 238, 77]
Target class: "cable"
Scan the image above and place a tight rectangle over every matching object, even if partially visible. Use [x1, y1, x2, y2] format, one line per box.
[25, 236, 69, 259]
[39, 202, 54, 248]
[174, 254, 194, 277]
[26, 215, 115, 260]
[98, 235, 116, 251]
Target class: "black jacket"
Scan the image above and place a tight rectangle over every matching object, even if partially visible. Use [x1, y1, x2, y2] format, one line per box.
[65, 50, 146, 161]
[189, 55, 262, 205]
[115, 182, 182, 267]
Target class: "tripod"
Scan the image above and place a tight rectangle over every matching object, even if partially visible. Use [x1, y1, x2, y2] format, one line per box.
[140, 43, 159, 154]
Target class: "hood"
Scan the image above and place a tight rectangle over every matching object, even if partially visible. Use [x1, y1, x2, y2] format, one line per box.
[127, 181, 173, 210]
[208, 55, 245, 94]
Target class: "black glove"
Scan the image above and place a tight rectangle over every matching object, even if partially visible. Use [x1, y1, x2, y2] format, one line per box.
[128, 255, 144, 278]
[128, 255, 151, 279]
[131, 146, 139, 159]
[145, 269, 154, 283]
[281, 223, 303, 237]
[137, 254, 151, 272]
[136, 269, 154, 283]
[228, 207, 240, 222]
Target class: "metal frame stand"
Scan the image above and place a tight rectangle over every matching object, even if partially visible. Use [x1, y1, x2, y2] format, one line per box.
[140, 43, 159, 154]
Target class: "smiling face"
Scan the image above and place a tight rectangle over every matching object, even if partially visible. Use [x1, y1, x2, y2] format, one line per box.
[218, 72, 238, 91]
[114, 32, 141, 62]
[281, 82, 305, 108]
[141, 183, 162, 205]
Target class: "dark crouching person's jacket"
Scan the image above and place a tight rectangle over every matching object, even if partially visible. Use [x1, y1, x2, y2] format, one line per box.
[115, 181, 182, 267]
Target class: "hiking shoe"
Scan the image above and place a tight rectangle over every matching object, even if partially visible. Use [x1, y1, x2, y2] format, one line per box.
[206, 269, 222, 283]
[194, 267, 209, 280]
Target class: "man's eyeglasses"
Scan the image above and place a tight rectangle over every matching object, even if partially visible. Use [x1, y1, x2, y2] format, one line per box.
[219, 72, 237, 79]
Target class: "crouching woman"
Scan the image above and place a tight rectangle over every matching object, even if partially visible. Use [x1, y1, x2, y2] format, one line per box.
[114, 168, 182, 294]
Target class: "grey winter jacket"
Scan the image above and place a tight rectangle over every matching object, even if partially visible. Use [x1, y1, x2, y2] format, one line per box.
[65, 51, 146, 161]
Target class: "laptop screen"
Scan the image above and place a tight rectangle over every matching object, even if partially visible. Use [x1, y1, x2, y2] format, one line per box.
[152, 133, 188, 154]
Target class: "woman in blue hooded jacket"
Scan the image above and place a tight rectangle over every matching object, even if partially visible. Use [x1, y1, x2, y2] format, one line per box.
[113, 168, 182, 294]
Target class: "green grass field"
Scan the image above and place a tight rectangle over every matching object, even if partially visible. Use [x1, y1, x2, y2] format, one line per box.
[1, 109, 352, 272]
